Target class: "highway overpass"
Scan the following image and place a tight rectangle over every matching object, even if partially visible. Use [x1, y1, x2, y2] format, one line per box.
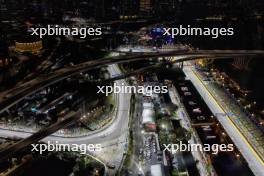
[1, 49, 264, 113]
[0, 51, 264, 175]
[0, 64, 131, 174]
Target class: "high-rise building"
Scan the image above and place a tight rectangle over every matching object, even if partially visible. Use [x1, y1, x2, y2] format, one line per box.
[0, 28, 8, 56]
[92, 0, 119, 20]
[153, 0, 179, 17]
[139, 0, 153, 16]
[120, 0, 139, 16]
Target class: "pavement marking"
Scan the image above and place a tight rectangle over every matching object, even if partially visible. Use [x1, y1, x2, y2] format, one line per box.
[191, 68, 264, 166]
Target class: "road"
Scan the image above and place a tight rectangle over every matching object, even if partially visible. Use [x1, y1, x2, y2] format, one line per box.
[1, 50, 264, 174]
[0, 64, 130, 143]
[1, 49, 264, 113]
[0, 111, 78, 161]
[0, 64, 131, 175]
[183, 63, 264, 176]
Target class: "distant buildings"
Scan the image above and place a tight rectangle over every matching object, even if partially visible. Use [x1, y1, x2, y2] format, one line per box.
[139, 0, 153, 16]
[1, 0, 262, 22]
[0, 28, 11, 69]
[119, 0, 139, 19]
[0, 58, 13, 68]
[14, 41, 43, 55]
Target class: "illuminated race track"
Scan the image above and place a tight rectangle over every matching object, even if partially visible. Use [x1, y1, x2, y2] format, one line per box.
[0, 50, 264, 175]
[0, 64, 131, 170]
[1, 49, 264, 113]
[183, 65, 264, 176]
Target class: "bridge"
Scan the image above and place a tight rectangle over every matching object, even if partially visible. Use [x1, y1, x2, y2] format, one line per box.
[0, 50, 264, 175]
[1, 49, 263, 114]
[0, 111, 78, 161]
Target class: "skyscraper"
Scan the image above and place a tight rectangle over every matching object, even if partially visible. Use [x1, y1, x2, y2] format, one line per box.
[139, 0, 153, 16]
[120, 0, 139, 16]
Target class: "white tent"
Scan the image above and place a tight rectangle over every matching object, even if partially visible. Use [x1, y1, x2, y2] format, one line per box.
[142, 108, 155, 124]
[143, 102, 154, 109]
[151, 164, 164, 176]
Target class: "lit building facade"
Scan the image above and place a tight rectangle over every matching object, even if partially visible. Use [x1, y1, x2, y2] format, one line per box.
[140, 0, 153, 16]
[14, 41, 43, 55]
